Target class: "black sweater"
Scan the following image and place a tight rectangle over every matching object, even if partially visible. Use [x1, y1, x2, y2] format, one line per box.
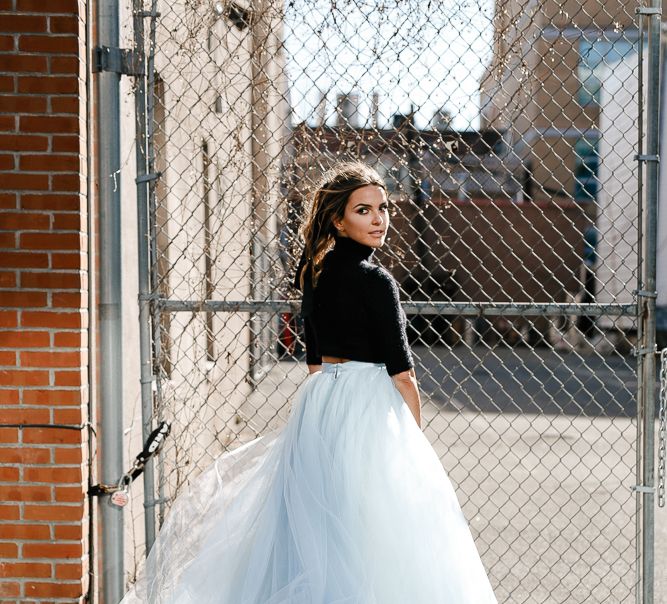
[293, 235, 414, 376]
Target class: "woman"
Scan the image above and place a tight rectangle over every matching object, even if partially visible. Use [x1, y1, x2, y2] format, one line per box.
[122, 162, 497, 603]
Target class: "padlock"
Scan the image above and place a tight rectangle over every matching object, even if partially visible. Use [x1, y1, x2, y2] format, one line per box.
[110, 489, 129, 507]
[110, 474, 131, 508]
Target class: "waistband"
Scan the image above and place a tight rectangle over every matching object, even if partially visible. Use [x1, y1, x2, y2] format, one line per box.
[321, 360, 386, 376]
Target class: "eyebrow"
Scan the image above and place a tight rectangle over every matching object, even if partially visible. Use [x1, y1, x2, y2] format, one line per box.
[352, 201, 389, 209]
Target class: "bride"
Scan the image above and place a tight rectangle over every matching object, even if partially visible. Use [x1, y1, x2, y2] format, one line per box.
[121, 161, 497, 603]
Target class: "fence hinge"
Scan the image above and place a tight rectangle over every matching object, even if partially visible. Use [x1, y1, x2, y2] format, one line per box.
[636, 7, 662, 15]
[93, 46, 143, 76]
[631, 484, 656, 494]
[635, 154, 660, 163]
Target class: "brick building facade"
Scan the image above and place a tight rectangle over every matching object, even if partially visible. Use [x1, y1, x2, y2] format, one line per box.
[0, 1, 92, 602]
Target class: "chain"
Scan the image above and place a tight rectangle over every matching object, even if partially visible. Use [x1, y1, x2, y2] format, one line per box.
[658, 348, 666, 508]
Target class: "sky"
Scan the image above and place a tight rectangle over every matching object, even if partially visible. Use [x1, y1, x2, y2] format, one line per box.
[283, 0, 495, 131]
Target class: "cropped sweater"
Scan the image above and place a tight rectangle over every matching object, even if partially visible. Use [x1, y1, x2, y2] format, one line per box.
[293, 235, 415, 377]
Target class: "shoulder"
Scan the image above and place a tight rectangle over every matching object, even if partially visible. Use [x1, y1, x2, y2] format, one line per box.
[360, 262, 401, 297]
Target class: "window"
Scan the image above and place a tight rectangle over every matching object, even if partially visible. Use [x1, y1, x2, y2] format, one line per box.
[578, 35, 636, 107]
[573, 136, 599, 203]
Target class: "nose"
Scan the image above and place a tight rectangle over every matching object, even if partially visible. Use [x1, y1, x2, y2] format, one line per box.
[372, 210, 384, 225]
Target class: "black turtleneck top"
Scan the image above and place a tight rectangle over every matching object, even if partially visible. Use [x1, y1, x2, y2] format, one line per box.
[293, 235, 414, 377]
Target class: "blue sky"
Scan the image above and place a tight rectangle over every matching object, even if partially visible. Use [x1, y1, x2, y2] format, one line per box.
[284, 0, 495, 131]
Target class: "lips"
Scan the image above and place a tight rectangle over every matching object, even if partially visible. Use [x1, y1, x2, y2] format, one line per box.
[370, 231, 385, 236]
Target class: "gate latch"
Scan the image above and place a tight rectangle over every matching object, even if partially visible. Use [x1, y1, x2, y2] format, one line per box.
[93, 46, 143, 76]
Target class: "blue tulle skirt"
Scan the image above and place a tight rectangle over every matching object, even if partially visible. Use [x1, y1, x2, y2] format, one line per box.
[121, 361, 497, 603]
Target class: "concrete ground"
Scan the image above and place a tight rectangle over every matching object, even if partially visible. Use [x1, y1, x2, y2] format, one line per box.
[245, 345, 666, 603]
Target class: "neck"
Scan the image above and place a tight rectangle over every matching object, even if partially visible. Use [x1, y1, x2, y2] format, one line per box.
[333, 234, 375, 261]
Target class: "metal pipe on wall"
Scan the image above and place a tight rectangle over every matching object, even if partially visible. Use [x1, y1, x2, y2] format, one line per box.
[642, 1, 661, 601]
[96, 0, 124, 600]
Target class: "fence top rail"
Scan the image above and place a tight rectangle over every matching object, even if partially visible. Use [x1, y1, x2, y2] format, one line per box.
[158, 299, 636, 317]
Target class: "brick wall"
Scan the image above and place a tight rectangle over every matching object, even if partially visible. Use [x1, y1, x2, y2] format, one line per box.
[0, 1, 90, 602]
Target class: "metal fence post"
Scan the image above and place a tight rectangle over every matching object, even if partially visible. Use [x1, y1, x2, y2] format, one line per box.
[641, 0, 661, 601]
[132, 0, 158, 555]
[96, 0, 124, 599]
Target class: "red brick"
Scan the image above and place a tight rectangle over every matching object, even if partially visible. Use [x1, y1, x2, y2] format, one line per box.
[49, 16, 78, 34]
[18, 75, 78, 95]
[0, 75, 15, 93]
[0, 350, 15, 364]
[54, 447, 80, 464]
[53, 408, 81, 424]
[23, 504, 82, 522]
[25, 581, 81, 598]
[54, 485, 82, 502]
[0, 581, 19, 597]
[0, 95, 47, 114]
[0, 330, 49, 347]
[0, 35, 14, 52]
[49, 56, 77, 74]
[0, 370, 48, 386]
[52, 331, 80, 347]
[0, 155, 14, 170]
[22, 310, 81, 328]
[55, 561, 80, 578]
[0, 427, 18, 443]
[51, 134, 78, 152]
[0, 525, 50, 542]
[21, 271, 81, 289]
[0, 173, 49, 191]
[20, 193, 78, 211]
[52, 292, 81, 307]
[0, 447, 50, 464]
[25, 466, 81, 483]
[17, 0, 78, 11]
[19, 153, 79, 172]
[49, 96, 78, 114]
[51, 174, 79, 192]
[0, 272, 15, 287]
[53, 370, 81, 386]
[0, 193, 16, 209]
[0, 485, 51, 502]
[20, 232, 81, 250]
[52, 213, 82, 230]
[23, 427, 80, 444]
[19, 35, 78, 54]
[23, 389, 80, 405]
[0, 115, 14, 132]
[0, 232, 15, 247]
[0, 15, 47, 33]
[0, 55, 48, 73]
[0, 505, 19, 520]
[0, 311, 17, 328]
[0, 252, 49, 269]
[21, 351, 81, 367]
[0, 291, 47, 306]
[0, 408, 50, 424]
[19, 115, 77, 134]
[0, 467, 18, 481]
[0, 563, 51, 579]
[0, 133, 48, 151]
[0, 213, 50, 230]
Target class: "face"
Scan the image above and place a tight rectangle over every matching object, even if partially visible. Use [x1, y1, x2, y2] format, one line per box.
[333, 185, 389, 248]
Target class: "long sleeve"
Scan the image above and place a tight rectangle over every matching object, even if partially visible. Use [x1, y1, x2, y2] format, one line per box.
[366, 267, 414, 376]
[293, 247, 321, 365]
[303, 315, 322, 365]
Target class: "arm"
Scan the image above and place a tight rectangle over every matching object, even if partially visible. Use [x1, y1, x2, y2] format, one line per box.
[392, 368, 421, 428]
[368, 268, 420, 428]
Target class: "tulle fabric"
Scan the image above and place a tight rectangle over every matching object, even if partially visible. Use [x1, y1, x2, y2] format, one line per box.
[121, 361, 497, 604]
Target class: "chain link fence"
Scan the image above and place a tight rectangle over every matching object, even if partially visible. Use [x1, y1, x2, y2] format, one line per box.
[123, 0, 664, 601]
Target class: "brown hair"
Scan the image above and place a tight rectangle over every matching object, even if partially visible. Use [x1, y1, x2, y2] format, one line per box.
[297, 161, 387, 289]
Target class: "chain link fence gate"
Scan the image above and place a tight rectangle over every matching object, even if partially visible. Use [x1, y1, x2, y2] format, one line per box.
[124, 0, 664, 601]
